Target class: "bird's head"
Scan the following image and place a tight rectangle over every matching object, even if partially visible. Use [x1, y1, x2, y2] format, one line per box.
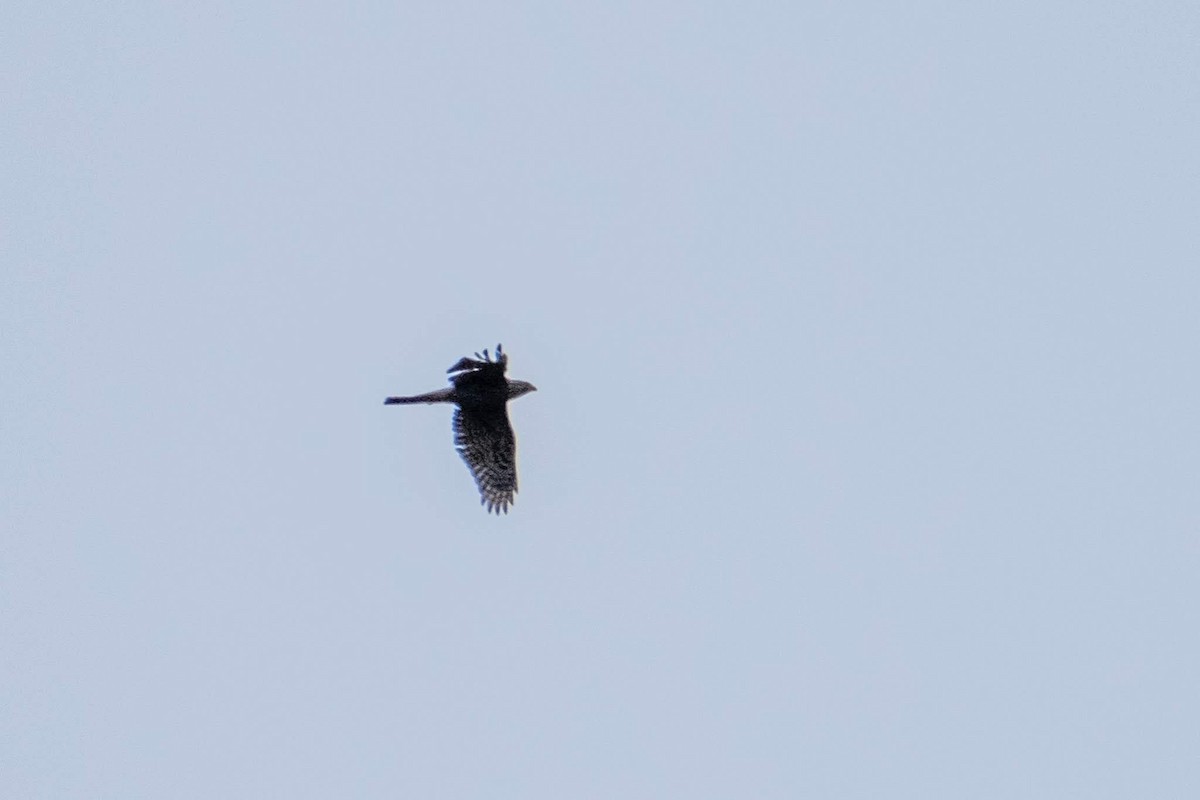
[507, 380, 537, 400]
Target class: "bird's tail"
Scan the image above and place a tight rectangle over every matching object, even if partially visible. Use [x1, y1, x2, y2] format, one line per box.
[384, 388, 456, 405]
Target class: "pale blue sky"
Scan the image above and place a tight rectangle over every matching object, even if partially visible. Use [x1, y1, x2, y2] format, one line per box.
[4, 2, 1198, 797]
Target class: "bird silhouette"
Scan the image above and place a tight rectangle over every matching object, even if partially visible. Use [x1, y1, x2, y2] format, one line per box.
[385, 345, 536, 514]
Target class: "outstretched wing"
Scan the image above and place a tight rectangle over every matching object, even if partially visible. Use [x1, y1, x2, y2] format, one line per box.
[453, 405, 519, 514]
[448, 344, 507, 381]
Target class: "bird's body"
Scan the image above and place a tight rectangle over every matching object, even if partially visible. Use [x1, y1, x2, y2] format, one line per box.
[385, 345, 536, 514]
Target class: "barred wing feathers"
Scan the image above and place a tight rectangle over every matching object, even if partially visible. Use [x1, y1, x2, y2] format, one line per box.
[453, 406, 519, 514]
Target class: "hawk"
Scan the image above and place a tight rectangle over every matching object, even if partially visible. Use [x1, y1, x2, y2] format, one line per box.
[385, 344, 537, 514]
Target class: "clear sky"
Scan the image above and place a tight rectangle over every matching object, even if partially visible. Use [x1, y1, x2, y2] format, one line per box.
[4, 2, 1198, 797]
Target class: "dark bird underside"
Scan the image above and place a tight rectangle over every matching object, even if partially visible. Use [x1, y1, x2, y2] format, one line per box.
[385, 345, 536, 514]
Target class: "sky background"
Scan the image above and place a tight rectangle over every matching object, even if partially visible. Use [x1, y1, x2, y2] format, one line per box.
[4, 2, 1198, 797]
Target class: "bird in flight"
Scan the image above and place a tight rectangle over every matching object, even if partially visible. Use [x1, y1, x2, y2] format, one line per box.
[385, 344, 537, 514]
